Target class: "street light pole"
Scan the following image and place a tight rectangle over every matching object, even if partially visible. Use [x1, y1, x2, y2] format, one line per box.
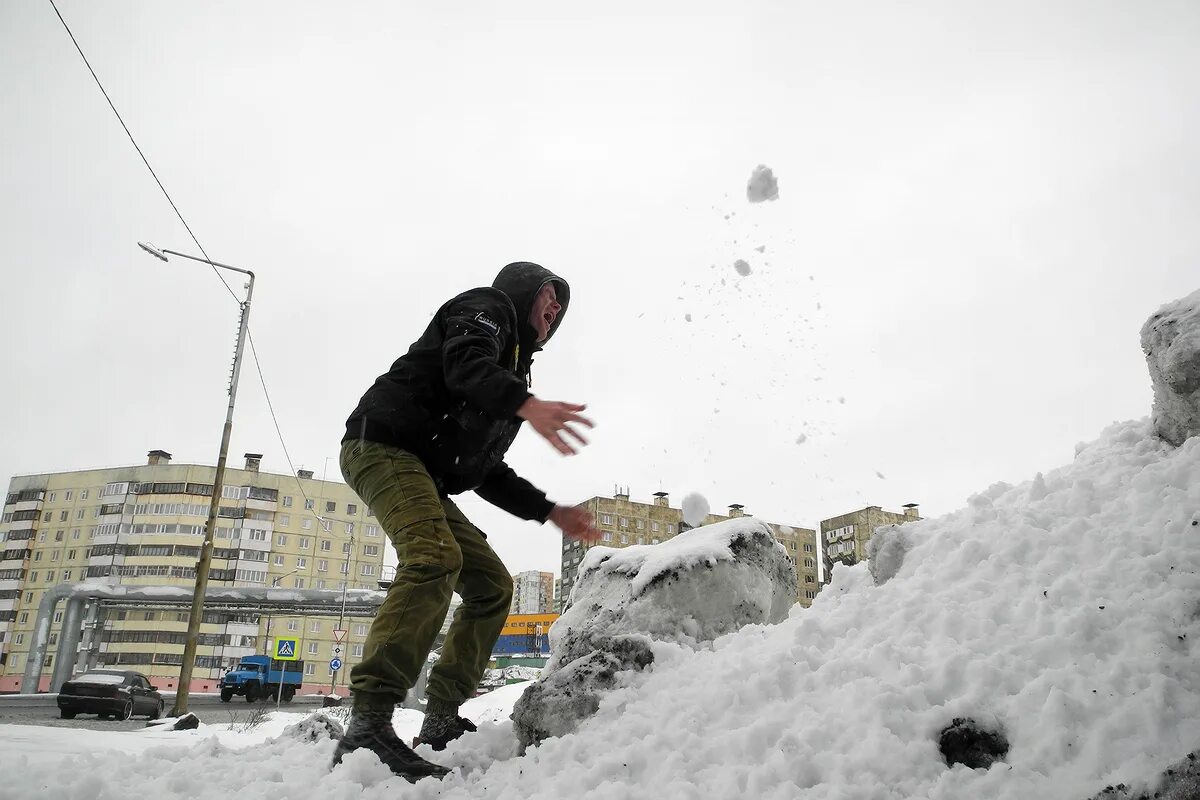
[138, 242, 255, 717]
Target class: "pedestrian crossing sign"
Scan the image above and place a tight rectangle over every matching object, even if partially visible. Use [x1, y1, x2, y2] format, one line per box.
[275, 637, 300, 661]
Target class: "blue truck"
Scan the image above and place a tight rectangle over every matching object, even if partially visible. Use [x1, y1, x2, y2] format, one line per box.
[219, 655, 304, 703]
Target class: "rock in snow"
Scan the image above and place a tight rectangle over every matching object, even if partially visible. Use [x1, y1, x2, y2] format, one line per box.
[1141, 288, 1200, 446]
[512, 519, 796, 749]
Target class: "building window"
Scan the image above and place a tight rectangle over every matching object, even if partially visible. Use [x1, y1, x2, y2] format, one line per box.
[278, 514, 291, 527]
[347, 503, 358, 515]
[65, 491, 72, 501]
[81, 490, 89, 500]
[15, 633, 25, 645]
[19, 612, 28, 624]
[805, 575, 814, 583]
[652, 522, 660, 532]
[297, 558, 307, 568]
[342, 542, 351, 554]
[320, 540, 331, 552]
[363, 545, 379, 557]
[63, 570, 72, 581]
[601, 532, 612, 542]
[360, 564, 375, 576]
[354, 623, 368, 636]
[299, 537, 310, 549]
[318, 560, 328, 572]
[325, 501, 335, 513]
[29, 571, 38, 582]
[352, 644, 363, 658]
[345, 522, 354, 535]
[294, 578, 305, 589]
[304, 499, 314, 510]
[600, 514, 612, 525]
[310, 620, 321, 633]
[53, 610, 63, 623]
[308, 642, 319, 655]
[322, 520, 332, 532]
[636, 519, 645, 530]
[274, 555, 285, 566]
[43, 512, 52, 523]
[304, 662, 315, 676]
[666, 525, 675, 534]
[277, 534, 288, 546]
[75, 509, 84, 520]
[619, 534, 628, 544]
[59, 510, 68, 522]
[71, 529, 80, 540]
[283, 496, 293, 508]
[287, 620, 299, 631]
[366, 525, 379, 537]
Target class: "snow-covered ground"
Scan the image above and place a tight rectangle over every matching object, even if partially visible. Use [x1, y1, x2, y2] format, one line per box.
[2, 418, 1198, 799]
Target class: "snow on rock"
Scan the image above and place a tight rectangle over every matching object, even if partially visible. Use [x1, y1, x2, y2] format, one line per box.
[746, 164, 779, 202]
[511, 519, 796, 749]
[867, 522, 917, 585]
[276, 710, 345, 743]
[1141, 288, 1200, 446]
[681, 491, 710, 526]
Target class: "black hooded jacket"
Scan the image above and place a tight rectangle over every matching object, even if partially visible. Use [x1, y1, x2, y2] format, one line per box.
[343, 262, 570, 522]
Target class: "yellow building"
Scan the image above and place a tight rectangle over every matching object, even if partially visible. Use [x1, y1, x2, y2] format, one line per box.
[0, 450, 388, 694]
[559, 490, 821, 608]
[820, 504, 921, 580]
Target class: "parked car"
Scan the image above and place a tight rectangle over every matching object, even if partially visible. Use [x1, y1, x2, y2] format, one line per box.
[57, 670, 164, 721]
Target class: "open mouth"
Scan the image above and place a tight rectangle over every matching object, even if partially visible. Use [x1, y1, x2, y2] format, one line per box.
[544, 312, 555, 326]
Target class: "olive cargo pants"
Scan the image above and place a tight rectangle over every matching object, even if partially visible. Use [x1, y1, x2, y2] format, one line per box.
[339, 440, 513, 712]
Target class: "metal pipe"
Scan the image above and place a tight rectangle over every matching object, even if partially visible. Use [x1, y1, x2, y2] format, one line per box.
[49, 598, 86, 691]
[21, 582, 386, 694]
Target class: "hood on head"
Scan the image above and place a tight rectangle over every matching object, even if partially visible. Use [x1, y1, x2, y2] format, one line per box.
[492, 262, 570, 348]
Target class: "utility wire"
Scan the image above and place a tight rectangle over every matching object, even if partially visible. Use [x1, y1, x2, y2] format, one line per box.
[48, 0, 239, 305]
[49, 0, 348, 530]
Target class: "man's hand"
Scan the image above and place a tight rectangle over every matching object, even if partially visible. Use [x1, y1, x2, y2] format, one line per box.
[517, 397, 594, 456]
[548, 505, 601, 544]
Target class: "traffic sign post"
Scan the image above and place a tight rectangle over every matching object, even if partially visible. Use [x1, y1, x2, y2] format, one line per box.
[275, 637, 299, 661]
[331, 645, 343, 659]
[330, 658, 343, 672]
[332, 629, 347, 643]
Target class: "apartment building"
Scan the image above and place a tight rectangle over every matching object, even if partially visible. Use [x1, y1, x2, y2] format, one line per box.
[0, 450, 389, 693]
[821, 504, 921, 580]
[511, 570, 555, 615]
[559, 489, 820, 608]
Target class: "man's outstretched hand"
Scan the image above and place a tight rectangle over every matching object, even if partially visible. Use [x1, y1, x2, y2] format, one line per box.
[517, 397, 594, 456]
[549, 505, 601, 544]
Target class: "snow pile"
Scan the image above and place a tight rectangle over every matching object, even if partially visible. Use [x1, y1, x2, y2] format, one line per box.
[9, 422, 1200, 798]
[511, 519, 795, 748]
[1141, 288, 1200, 446]
[746, 164, 779, 202]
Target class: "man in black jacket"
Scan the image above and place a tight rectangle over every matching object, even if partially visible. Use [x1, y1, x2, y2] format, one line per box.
[331, 262, 598, 781]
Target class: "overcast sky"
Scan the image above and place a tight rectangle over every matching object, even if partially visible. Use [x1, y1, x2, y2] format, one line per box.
[3, 1, 1198, 577]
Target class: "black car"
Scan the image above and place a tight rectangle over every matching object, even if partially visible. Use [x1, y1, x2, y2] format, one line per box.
[57, 670, 164, 721]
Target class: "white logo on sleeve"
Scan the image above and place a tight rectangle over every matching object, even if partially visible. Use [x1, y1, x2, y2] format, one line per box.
[474, 312, 500, 335]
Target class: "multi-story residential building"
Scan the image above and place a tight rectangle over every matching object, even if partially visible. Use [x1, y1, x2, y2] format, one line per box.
[0, 450, 390, 694]
[559, 489, 820, 608]
[821, 504, 921, 579]
[511, 570, 555, 615]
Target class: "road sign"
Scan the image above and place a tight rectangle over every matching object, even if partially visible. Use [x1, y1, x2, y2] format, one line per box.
[275, 637, 300, 661]
[332, 628, 347, 643]
[330, 658, 343, 671]
[331, 645, 343, 658]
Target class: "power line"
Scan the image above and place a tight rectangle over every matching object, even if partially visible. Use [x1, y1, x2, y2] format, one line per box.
[47, 0, 239, 305]
[48, 0, 337, 523]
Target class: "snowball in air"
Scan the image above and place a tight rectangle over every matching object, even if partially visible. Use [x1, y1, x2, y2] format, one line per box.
[746, 165, 779, 203]
[733, 260, 752, 277]
[681, 493, 710, 527]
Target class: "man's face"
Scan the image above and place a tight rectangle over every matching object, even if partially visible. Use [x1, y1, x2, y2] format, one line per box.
[529, 283, 561, 343]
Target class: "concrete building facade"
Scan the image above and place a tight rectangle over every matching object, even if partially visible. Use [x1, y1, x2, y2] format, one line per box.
[0, 450, 389, 694]
[820, 504, 921, 580]
[559, 489, 820, 608]
[511, 570, 555, 615]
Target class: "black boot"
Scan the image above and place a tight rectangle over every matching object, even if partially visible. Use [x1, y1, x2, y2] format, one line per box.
[416, 709, 478, 752]
[331, 710, 451, 782]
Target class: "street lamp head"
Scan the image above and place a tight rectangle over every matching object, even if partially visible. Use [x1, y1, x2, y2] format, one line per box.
[137, 241, 168, 262]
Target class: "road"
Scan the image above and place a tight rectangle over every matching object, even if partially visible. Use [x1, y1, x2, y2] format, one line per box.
[0, 692, 328, 731]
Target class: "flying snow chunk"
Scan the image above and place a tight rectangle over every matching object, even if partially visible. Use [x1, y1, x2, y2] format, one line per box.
[733, 260, 752, 277]
[682, 493, 710, 527]
[795, 434, 808, 445]
[746, 164, 779, 203]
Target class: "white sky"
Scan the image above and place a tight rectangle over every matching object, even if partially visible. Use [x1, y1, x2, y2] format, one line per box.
[3, 0, 1198, 577]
